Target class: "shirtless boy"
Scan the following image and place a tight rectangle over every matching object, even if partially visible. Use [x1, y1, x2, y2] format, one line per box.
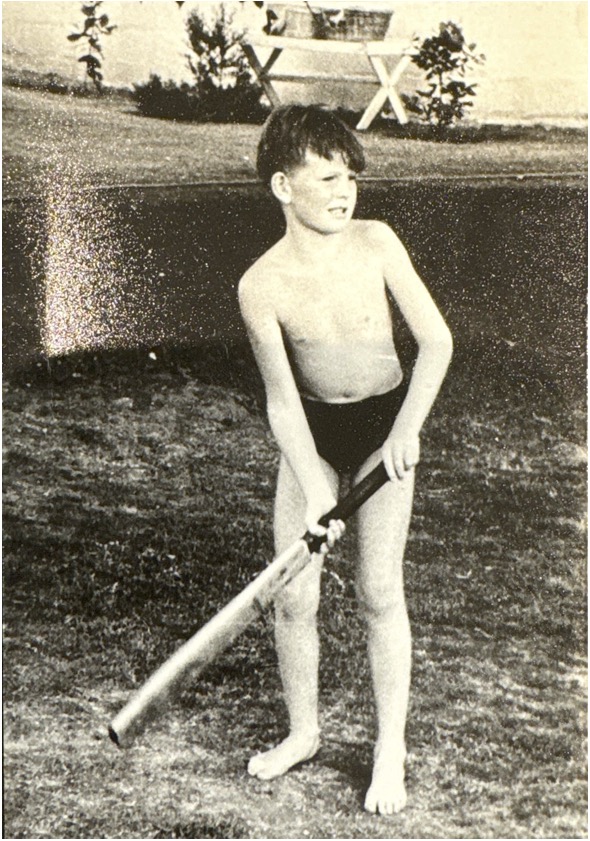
[238, 104, 453, 816]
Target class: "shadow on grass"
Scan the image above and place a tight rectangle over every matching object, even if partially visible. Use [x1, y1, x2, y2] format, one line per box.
[153, 814, 252, 838]
[334, 106, 588, 143]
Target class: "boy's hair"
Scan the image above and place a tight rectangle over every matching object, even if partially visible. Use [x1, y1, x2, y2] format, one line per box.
[257, 104, 366, 186]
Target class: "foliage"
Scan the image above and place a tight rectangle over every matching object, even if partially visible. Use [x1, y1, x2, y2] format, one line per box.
[1, 67, 119, 98]
[185, 4, 267, 122]
[133, 5, 268, 123]
[67, 2, 116, 92]
[132, 74, 201, 121]
[405, 21, 485, 129]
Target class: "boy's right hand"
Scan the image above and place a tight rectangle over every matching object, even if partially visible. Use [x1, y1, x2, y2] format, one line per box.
[305, 495, 345, 556]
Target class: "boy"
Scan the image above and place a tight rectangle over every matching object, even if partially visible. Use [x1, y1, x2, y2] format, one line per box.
[238, 105, 452, 816]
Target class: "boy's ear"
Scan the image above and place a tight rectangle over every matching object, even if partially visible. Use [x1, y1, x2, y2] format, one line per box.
[270, 171, 292, 205]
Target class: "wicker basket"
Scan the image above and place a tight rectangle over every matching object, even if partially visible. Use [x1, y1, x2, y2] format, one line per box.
[266, 5, 394, 41]
[265, 3, 314, 38]
[313, 9, 394, 41]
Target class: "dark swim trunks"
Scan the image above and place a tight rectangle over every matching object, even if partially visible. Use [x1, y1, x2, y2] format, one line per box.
[301, 382, 408, 475]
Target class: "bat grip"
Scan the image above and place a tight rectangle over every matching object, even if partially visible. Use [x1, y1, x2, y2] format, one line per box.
[303, 461, 389, 554]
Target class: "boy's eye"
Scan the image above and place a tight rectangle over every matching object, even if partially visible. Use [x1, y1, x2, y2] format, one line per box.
[321, 174, 357, 182]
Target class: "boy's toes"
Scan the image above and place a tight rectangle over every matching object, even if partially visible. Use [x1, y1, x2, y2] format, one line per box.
[364, 793, 380, 814]
[364, 794, 405, 816]
[247, 754, 264, 778]
[364, 781, 407, 816]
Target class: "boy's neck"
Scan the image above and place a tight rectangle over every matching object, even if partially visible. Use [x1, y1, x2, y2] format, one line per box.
[284, 221, 348, 263]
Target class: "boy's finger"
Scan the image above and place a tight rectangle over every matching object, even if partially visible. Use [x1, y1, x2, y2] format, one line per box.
[326, 524, 338, 547]
[328, 518, 345, 538]
[381, 447, 396, 481]
[306, 522, 327, 537]
[394, 453, 406, 480]
[404, 441, 420, 470]
[315, 520, 345, 553]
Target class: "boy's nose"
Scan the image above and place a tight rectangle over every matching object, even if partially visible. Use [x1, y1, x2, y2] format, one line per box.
[336, 178, 353, 198]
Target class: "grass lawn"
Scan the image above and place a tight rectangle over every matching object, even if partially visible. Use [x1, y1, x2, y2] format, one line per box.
[2, 85, 587, 198]
[3, 342, 587, 839]
[2, 78, 588, 838]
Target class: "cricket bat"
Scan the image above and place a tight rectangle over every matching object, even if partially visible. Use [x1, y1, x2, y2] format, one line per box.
[108, 461, 390, 747]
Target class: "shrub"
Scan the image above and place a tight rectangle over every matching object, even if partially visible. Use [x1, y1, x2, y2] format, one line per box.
[133, 75, 201, 121]
[3, 67, 99, 98]
[404, 21, 485, 130]
[133, 5, 268, 123]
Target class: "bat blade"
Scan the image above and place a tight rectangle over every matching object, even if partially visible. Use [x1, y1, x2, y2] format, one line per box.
[108, 538, 311, 747]
[108, 462, 390, 746]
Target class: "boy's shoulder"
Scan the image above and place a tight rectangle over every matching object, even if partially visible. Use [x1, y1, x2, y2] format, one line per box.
[240, 242, 280, 284]
[238, 241, 284, 308]
[346, 220, 405, 261]
[352, 218, 400, 244]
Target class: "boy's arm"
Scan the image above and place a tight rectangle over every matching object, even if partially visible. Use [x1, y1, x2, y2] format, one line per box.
[377, 223, 453, 479]
[238, 272, 338, 532]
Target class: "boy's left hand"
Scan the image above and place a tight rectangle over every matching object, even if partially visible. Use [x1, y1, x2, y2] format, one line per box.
[382, 431, 420, 481]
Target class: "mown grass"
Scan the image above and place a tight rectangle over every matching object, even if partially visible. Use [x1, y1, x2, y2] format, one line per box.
[3, 67, 587, 838]
[3, 84, 587, 200]
[3, 337, 587, 839]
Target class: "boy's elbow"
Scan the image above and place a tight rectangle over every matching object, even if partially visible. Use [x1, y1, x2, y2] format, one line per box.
[441, 325, 453, 359]
[440, 329, 453, 370]
[422, 325, 453, 364]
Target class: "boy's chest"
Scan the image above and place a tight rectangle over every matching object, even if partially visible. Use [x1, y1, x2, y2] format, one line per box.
[275, 261, 392, 345]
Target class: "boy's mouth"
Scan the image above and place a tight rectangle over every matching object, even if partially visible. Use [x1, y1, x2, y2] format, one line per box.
[328, 206, 348, 218]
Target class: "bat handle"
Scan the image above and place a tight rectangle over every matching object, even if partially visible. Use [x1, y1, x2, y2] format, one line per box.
[303, 461, 389, 554]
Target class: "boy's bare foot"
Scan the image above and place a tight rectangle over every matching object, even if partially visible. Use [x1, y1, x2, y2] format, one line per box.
[247, 732, 320, 780]
[364, 744, 407, 816]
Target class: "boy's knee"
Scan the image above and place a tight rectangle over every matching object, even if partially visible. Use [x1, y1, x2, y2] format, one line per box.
[275, 575, 320, 622]
[355, 577, 405, 621]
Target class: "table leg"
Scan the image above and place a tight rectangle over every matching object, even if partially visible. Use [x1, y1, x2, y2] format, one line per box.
[241, 43, 283, 108]
[357, 54, 412, 130]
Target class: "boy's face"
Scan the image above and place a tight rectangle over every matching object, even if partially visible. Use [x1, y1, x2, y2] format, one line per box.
[283, 151, 358, 235]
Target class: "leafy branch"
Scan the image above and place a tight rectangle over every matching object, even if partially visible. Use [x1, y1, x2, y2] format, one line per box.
[67, 2, 116, 92]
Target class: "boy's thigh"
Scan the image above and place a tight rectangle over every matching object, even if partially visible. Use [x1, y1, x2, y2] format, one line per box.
[353, 451, 414, 593]
[273, 455, 339, 550]
[273, 455, 338, 610]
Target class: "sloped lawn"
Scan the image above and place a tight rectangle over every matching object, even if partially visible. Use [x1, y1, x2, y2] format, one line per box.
[3, 85, 587, 199]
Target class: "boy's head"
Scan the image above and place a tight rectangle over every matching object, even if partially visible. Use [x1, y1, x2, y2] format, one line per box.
[256, 104, 365, 187]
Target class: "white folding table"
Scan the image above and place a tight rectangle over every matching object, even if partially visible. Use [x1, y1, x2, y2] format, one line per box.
[241, 34, 412, 130]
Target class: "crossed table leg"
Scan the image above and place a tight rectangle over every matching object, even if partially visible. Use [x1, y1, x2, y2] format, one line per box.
[241, 42, 283, 108]
[242, 39, 412, 131]
[356, 53, 412, 130]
